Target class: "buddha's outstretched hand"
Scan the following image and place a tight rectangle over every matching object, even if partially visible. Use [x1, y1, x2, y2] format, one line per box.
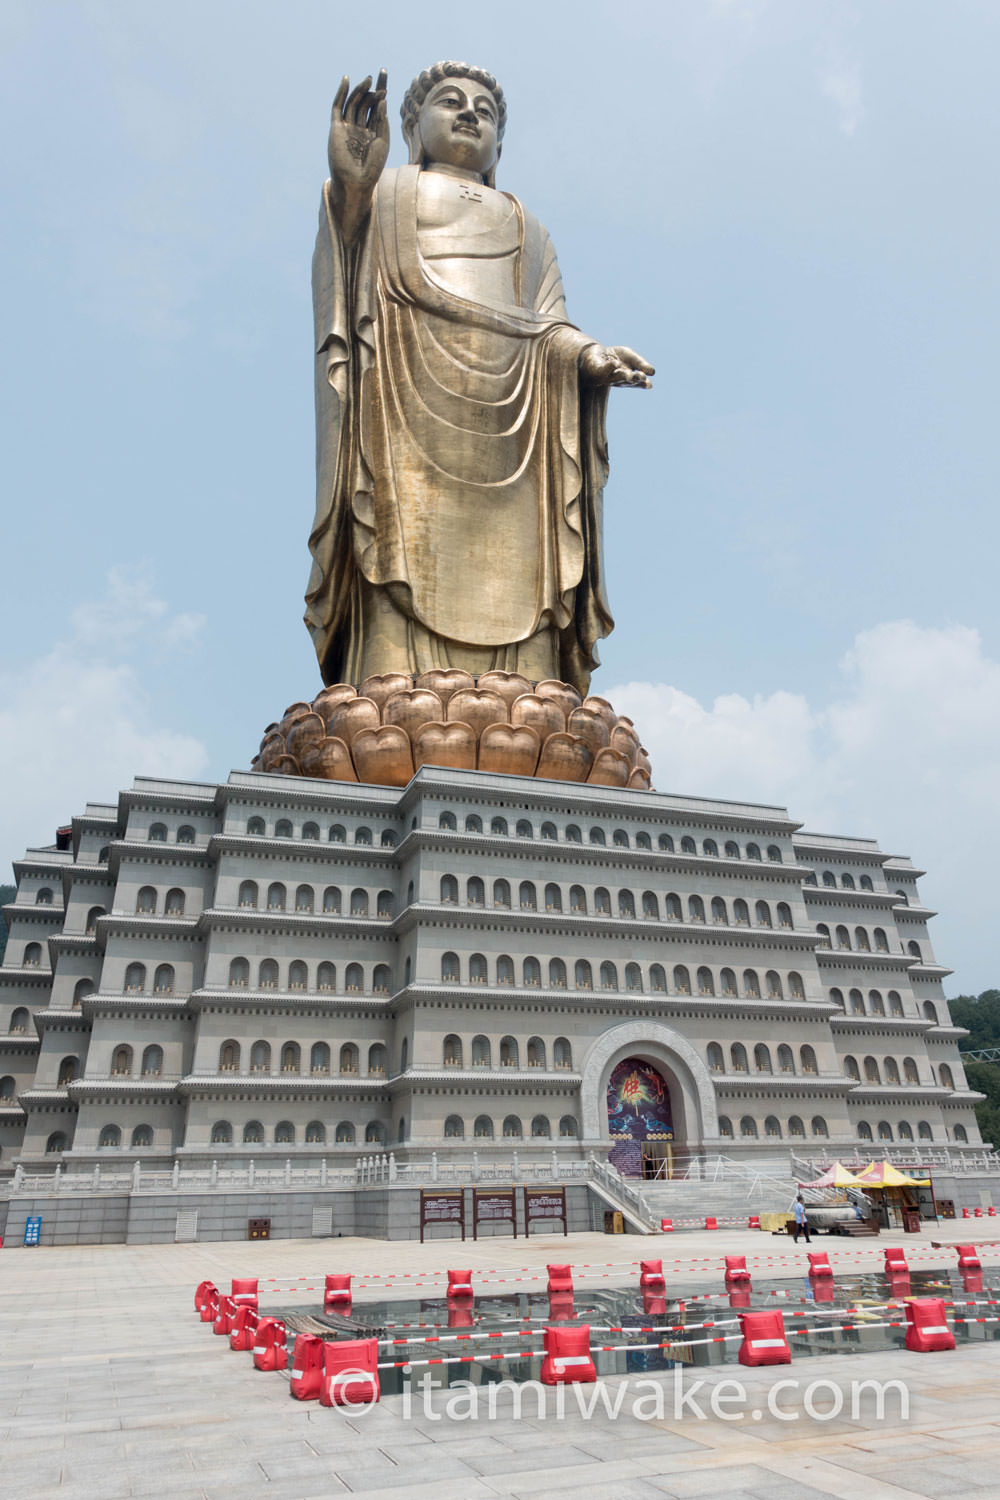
[328, 71, 389, 240]
[580, 344, 655, 389]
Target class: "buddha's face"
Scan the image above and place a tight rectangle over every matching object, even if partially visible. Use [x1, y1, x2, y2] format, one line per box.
[416, 76, 500, 177]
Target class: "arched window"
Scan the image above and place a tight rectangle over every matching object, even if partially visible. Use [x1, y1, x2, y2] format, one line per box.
[569, 885, 587, 914]
[917, 1120, 933, 1140]
[680, 835, 695, 854]
[733, 899, 749, 926]
[469, 952, 488, 984]
[788, 1116, 805, 1138]
[696, 966, 714, 997]
[519, 881, 537, 911]
[516, 818, 533, 839]
[148, 823, 167, 843]
[440, 874, 458, 904]
[778, 1044, 794, 1074]
[559, 1115, 579, 1138]
[829, 986, 844, 1009]
[811, 1116, 829, 1138]
[953, 1124, 968, 1143]
[836, 925, 851, 950]
[317, 961, 336, 991]
[493, 879, 511, 908]
[822, 870, 836, 887]
[746, 843, 761, 861]
[614, 828, 630, 848]
[500, 1036, 519, 1068]
[329, 824, 345, 843]
[323, 886, 342, 915]
[549, 958, 567, 988]
[311, 1042, 330, 1074]
[575, 959, 593, 990]
[267, 882, 286, 911]
[800, 1045, 818, 1074]
[373, 964, 391, 994]
[731, 1043, 748, 1073]
[707, 1042, 724, 1072]
[636, 831, 651, 850]
[527, 1037, 546, 1068]
[889, 990, 903, 1016]
[641, 890, 659, 919]
[673, 964, 691, 995]
[474, 1115, 494, 1138]
[765, 1115, 782, 1138]
[345, 962, 363, 991]
[275, 1121, 296, 1144]
[939, 1064, 954, 1090]
[816, 924, 831, 949]
[870, 928, 887, 952]
[922, 1001, 938, 1023]
[210, 1122, 232, 1145]
[305, 1121, 326, 1144]
[650, 964, 667, 993]
[99, 1124, 122, 1148]
[720, 968, 737, 997]
[531, 1114, 551, 1138]
[381, 828, 396, 847]
[281, 1042, 301, 1074]
[860, 875, 874, 891]
[35, 887, 53, 905]
[366, 1121, 387, 1144]
[177, 825, 195, 845]
[336, 1121, 357, 1144]
[85, 906, 104, 935]
[355, 826, 372, 846]
[503, 1115, 522, 1138]
[472, 1035, 491, 1067]
[754, 1044, 772, 1074]
[589, 826, 606, 846]
[855, 926, 871, 952]
[844, 1056, 860, 1081]
[755, 900, 772, 928]
[219, 1039, 240, 1072]
[766, 971, 783, 1000]
[301, 821, 319, 841]
[767, 845, 782, 863]
[903, 1057, 919, 1084]
[595, 887, 612, 915]
[554, 1037, 573, 1069]
[259, 959, 278, 989]
[57, 1057, 77, 1086]
[857, 1120, 873, 1141]
[250, 1041, 271, 1073]
[720, 839, 737, 859]
[850, 988, 865, 1015]
[788, 972, 805, 1000]
[523, 956, 541, 987]
[153, 964, 174, 994]
[141, 1044, 163, 1076]
[719, 1115, 733, 1138]
[703, 837, 718, 856]
[444, 1114, 464, 1139]
[467, 877, 485, 906]
[443, 1034, 463, 1067]
[368, 1043, 386, 1076]
[869, 990, 885, 1015]
[898, 1121, 913, 1140]
[566, 823, 582, 843]
[711, 896, 728, 924]
[541, 821, 557, 840]
[350, 888, 369, 918]
[545, 883, 562, 912]
[740, 1116, 758, 1138]
[228, 957, 249, 989]
[776, 902, 792, 929]
[885, 1057, 900, 1084]
[124, 963, 146, 992]
[804, 872, 817, 885]
[441, 952, 460, 982]
[247, 816, 265, 836]
[743, 969, 760, 999]
[688, 894, 705, 923]
[491, 816, 508, 836]
[164, 887, 185, 917]
[131, 1125, 153, 1148]
[136, 886, 157, 915]
[841, 872, 855, 889]
[600, 960, 619, 990]
[659, 832, 675, 852]
[439, 811, 457, 831]
[496, 954, 515, 985]
[295, 885, 314, 913]
[626, 962, 643, 992]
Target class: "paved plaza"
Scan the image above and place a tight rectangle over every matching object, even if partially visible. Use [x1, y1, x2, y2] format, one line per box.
[2, 1225, 999, 1500]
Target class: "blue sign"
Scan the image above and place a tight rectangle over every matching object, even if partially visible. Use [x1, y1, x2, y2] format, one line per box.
[23, 1216, 41, 1246]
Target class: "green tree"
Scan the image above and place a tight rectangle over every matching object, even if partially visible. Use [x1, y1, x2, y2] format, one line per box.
[950, 990, 1000, 1052]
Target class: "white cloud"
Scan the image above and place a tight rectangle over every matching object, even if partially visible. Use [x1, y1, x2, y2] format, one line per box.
[820, 53, 865, 136]
[610, 620, 1000, 992]
[0, 568, 209, 861]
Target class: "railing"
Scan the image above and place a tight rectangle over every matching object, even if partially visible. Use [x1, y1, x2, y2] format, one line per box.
[588, 1158, 659, 1229]
[791, 1145, 1000, 1178]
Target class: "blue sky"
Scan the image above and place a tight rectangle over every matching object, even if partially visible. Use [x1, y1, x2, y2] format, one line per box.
[2, 1, 999, 993]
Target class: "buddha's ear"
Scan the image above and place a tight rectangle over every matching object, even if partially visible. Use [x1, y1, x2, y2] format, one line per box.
[405, 120, 423, 166]
[485, 142, 501, 190]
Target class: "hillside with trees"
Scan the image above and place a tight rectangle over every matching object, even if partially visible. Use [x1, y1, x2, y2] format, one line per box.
[947, 990, 1000, 1150]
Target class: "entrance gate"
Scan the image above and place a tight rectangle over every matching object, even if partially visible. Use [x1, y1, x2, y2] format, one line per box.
[606, 1057, 674, 1177]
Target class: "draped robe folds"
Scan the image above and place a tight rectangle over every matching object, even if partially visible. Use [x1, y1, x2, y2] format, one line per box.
[305, 164, 614, 693]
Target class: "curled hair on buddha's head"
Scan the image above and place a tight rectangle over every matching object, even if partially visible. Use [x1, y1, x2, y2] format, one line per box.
[401, 61, 507, 178]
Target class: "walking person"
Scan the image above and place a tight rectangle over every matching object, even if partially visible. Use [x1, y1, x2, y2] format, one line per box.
[793, 1194, 812, 1244]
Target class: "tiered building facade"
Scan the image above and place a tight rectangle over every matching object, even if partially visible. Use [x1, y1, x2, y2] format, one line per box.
[0, 765, 982, 1182]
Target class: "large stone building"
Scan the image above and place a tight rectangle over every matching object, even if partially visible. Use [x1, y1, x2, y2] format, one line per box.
[0, 764, 983, 1191]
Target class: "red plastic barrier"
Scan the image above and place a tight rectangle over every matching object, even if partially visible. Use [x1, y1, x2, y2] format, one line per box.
[956, 1243, 981, 1270]
[231, 1278, 258, 1311]
[540, 1324, 596, 1385]
[319, 1338, 380, 1407]
[812, 1278, 835, 1304]
[194, 1280, 217, 1312]
[974, 1207, 983, 1218]
[446, 1269, 473, 1297]
[213, 1294, 237, 1336]
[884, 1248, 908, 1275]
[660, 1218, 674, 1232]
[324, 1274, 352, 1313]
[807, 1252, 833, 1279]
[229, 1305, 258, 1352]
[547, 1263, 573, 1294]
[200, 1288, 220, 1324]
[724, 1255, 751, 1286]
[643, 1290, 667, 1318]
[904, 1298, 955, 1352]
[962, 1207, 971, 1219]
[738, 1310, 791, 1367]
[547, 1291, 575, 1322]
[748, 1215, 761, 1230]
[253, 1318, 288, 1372]
[705, 1217, 718, 1231]
[989, 1207, 997, 1218]
[290, 1334, 327, 1401]
[639, 1258, 665, 1290]
[961, 1268, 984, 1295]
[448, 1300, 475, 1328]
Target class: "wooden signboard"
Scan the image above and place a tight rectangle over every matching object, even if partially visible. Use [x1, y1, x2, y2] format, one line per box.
[419, 1188, 466, 1242]
[523, 1185, 568, 1236]
[473, 1187, 517, 1240]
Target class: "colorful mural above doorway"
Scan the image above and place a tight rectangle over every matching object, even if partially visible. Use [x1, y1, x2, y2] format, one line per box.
[607, 1057, 673, 1175]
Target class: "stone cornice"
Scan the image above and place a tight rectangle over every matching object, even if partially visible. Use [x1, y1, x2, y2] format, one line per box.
[816, 950, 916, 973]
[404, 1066, 581, 1087]
[2, 903, 65, 925]
[48, 934, 100, 957]
[829, 1014, 932, 1034]
[846, 1083, 951, 1101]
[712, 1073, 852, 1094]
[402, 984, 837, 1022]
[81, 996, 194, 1020]
[802, 888, 897, 909]
[198, 908, 394, 938]
[96, 914, 201, 941]
[0, 1104, 26, 1121]
[178, 1074, 386, 1095]
[34, 1010, 92, 1032]
[67, 1079, 181, 1097]
[107, 842, 211, 878]
[209, 832, 395, 864]
[0, 1035, 40, 1053]
[403, 903, 818, 951]
[190, 988, 393, 1015]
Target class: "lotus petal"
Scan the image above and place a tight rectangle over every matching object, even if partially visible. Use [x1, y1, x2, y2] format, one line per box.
[627, 767, 652, 791]
[476, 670, 534, 708]
[269, 754, 301, 775]
[448, 688, 507, 738]
[311, 683, 358, 725]
[415, 668, 475, 706]
[636, 746, 653, 778]
[259, 733, 286, 770]
[511, 693, 566, 740]
[300, 736, 358, 782]
[588, 747, 631, 787]
[581, 695, 618, 729]
[610, 723, 640, 764]
[383, 688, 444, 736]
[359, 673, 414, 714]
[534, 679, 582, 717]
[278, 704, 312, 738]
[326, 696, 381, 748]
[351, 725, 415, 787]
[567, 706, 610, 755]
[413, 720, 477, 771]
[478, 722, 542, 777]
[286, 712, 326, 759]
[536, 732, 593, 783]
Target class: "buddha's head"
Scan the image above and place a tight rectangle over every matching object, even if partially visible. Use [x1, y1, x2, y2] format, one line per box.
[401, 61, 506, 185]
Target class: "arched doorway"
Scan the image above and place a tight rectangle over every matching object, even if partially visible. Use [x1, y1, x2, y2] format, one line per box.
[607, 1056, 674, 1177]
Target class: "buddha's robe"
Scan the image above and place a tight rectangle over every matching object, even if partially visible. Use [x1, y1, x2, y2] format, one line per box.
[305, 164, 613, 692]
